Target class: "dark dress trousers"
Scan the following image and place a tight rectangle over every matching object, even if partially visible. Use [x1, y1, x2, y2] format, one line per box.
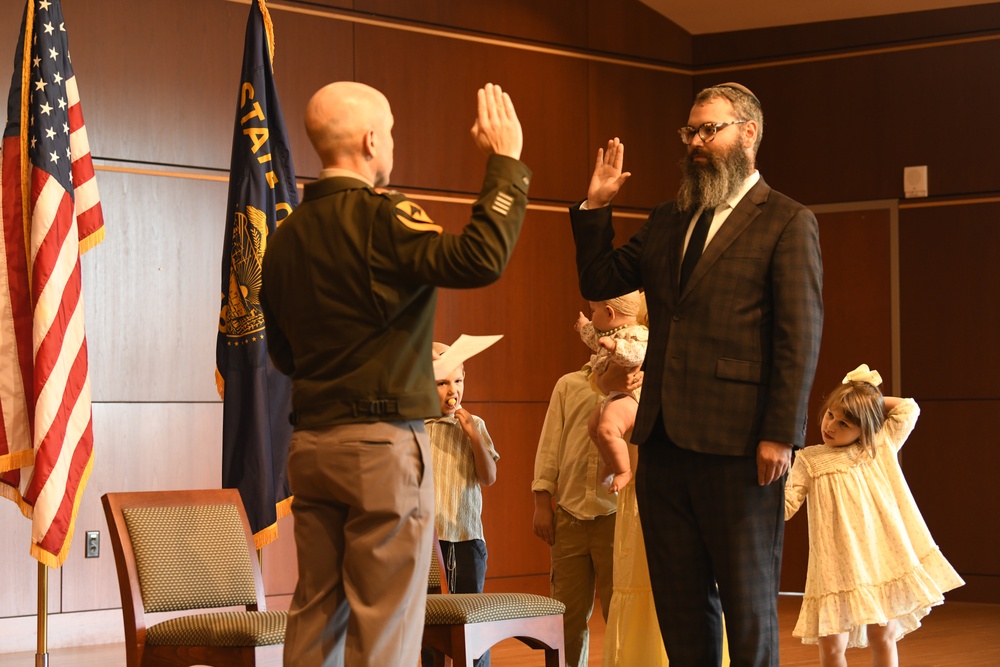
[570, 177, 823, 667]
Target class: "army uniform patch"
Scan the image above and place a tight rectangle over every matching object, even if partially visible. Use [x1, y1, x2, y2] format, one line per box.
[395, 200, 442, 233]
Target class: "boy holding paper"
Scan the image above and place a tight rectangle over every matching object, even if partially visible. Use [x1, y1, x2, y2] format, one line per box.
[425, 335, 502, 667]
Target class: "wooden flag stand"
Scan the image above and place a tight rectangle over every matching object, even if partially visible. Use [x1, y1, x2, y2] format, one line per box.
[36, 563, 49, 667]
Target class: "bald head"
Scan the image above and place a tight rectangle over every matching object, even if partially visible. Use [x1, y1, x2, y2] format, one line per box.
[305, 81, 394, 185]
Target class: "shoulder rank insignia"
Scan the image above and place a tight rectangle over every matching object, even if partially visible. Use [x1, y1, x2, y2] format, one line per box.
[395, 200, 443, 234]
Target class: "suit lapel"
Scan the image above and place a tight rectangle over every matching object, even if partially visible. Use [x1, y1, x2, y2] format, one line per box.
[679, 178, 771, 300]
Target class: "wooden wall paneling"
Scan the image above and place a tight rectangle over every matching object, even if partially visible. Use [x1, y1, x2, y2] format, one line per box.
[432, 206, 594, 403]
[694, 56, 885, 208]
[808, 208, 894, 411]
[780, 207, 894, 593]
[266, 6, 356, 181]
[431, 205, 646, 404]
[60, 402, 224, 613]
[693, 4, 1000, 66]
[587, 0, 693, 65]
[354, 24, 591, 203]
[81, 171, 226, 403]
[356, 0, 589, 49]
[897, 400, 1000, 602]
[0, 513, 62, 617]
[283, 0, 353, 7]
[695, 38, 1000, 207]
[62, 0, 246, 169]
[0, 2, 21, 101]
[588, 63, 689, 211]
[468, 402, 553, 583]
[261, 512, 297, 597]
[899, 203, 1000, 398]
[866, 40, 1000, 202]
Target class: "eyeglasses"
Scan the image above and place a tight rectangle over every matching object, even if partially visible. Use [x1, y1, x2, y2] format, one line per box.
[677, 120, 748, 145]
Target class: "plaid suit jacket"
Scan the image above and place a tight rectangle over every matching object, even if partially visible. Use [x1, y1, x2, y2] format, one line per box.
[570, 177, 823, 456]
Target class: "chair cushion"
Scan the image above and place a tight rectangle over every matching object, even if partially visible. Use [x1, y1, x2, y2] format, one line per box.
[145, 610, 287, 647]
[123, 504, 258, 612]
[425, 593, 565, 625]
[428, 554, 441, 591]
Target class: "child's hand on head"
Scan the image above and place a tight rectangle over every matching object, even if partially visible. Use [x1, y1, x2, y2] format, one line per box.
[575, 312, 589, 332]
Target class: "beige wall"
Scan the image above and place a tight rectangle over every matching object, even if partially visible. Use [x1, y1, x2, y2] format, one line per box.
[1, 0, 996, 648]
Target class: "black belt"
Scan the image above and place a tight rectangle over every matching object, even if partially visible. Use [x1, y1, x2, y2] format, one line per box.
[352, 399, 399, 417]
[288, 396, 415, 426]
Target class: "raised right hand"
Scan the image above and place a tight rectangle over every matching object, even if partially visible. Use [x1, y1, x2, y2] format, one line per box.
[586, 138, 631, 208]
[470, 83, 523, 160]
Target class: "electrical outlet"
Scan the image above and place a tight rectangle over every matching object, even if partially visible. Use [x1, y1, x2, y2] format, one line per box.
[903, 165, 928, 198]
[85, 531, 100, 558]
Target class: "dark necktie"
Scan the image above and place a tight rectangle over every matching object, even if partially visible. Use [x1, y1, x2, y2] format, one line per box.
[679, 207, 713, 291]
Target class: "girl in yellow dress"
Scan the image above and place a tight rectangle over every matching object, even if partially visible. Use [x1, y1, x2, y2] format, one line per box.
[785, 364, 964, 667]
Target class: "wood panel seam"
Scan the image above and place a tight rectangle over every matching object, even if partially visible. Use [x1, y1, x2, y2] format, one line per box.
[92, 163, 650, 218]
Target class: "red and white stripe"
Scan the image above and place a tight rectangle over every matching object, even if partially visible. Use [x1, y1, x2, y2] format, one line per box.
[66, 75, 103, 248]
[22, 164, 95, 558]
[0, 138, 35, 494]
[0, 67, 102, 565]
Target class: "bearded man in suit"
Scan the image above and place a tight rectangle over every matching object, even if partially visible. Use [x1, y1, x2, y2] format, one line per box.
[569, 83, 823, 667]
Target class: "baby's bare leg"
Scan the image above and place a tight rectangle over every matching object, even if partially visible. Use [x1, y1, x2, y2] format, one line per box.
[594, 396, 637, 493]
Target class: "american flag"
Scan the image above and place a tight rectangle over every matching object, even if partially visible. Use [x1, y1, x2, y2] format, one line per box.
[0, 0, 104, 568]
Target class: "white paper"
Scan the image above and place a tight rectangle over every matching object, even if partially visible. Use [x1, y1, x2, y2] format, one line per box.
[432, 334, 503, 380]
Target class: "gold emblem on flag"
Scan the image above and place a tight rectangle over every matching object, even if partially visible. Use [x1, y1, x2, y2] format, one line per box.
[220, 205, 268, 339]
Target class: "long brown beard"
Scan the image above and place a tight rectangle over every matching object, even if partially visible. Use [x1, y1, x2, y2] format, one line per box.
[676, 141, 752, 212]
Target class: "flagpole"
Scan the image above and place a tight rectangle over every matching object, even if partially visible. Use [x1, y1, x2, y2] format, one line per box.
[36, 563, 48, 667]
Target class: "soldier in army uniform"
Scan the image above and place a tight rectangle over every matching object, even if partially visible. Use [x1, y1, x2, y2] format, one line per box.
[260, 81, 528, 667]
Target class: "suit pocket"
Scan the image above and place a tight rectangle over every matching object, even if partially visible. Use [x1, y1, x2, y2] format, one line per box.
[716, 357, 762, 384]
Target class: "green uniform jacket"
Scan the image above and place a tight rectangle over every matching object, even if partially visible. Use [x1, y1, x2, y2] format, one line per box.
[261, 154, 531, 429]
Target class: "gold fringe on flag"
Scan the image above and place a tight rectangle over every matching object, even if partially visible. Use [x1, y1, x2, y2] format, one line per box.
[18, 0, 34, 281]
[78, 226, 106, 255]
[258, 0, 275, 64]
[252, 489, 294, 550]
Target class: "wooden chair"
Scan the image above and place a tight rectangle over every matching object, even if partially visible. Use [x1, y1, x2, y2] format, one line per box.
[101, 489, 286, 667]
[423, 538, 566, 667]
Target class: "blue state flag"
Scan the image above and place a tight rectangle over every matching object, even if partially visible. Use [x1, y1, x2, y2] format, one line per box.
[216, 0, 297, 549]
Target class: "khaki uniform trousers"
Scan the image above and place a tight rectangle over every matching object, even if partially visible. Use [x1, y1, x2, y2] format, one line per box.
[283, 420, 434, 667]
[551, 506, 616, 667]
